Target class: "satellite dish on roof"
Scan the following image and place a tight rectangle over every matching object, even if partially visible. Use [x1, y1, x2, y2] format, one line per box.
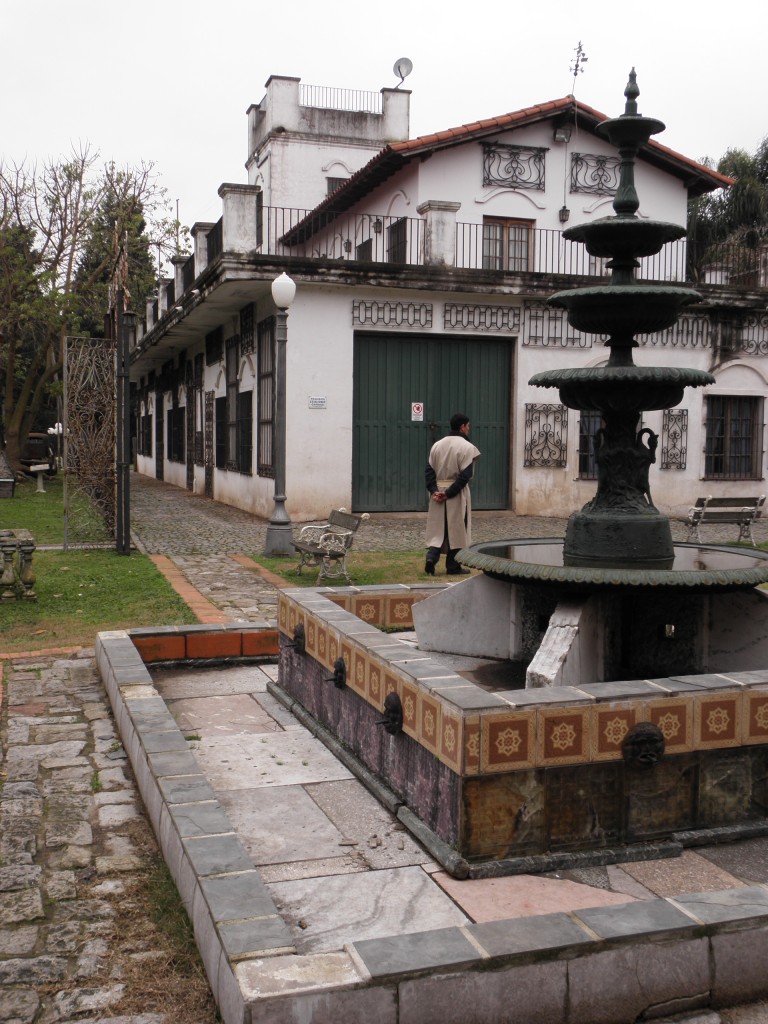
[393, 57, 413, 88]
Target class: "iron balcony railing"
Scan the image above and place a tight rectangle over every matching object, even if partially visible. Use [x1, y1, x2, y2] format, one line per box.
[198, 203, 768, 290]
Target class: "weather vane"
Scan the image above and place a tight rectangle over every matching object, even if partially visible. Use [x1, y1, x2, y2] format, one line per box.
[569, 41, 588, 95]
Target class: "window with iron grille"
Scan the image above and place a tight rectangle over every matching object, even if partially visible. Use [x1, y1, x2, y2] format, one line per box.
[257, 317, 275, 478]
[167, 406, 185, 463]
[482, 218, 533, 272]
[215, 397, 227, 469]
[143, 414, 152, 456]
[578, 410, 602, 479]
[327, 177, 348, 195]
[240, 303, 255, 354]
[226, 337, 240, 470]
[237, 391, 253, 474]
[704, 395, 764, 480]
[194, 354, 204, 465]
[387, 218, 407, 264]
[205, 326, 223, 366]
[356, 238, 373, 261]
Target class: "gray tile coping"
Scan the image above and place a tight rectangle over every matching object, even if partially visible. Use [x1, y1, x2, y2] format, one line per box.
[170, 801, 235, 839]
[673, 886, 768, 924]
[351, 926, 483, 978]
[575, 680, 669, 700]
[467, 911, 594, 957]
[200, 872, 274, 920]
[219, 917, 295, 958]
[670, 673, 741, 689]
[573, 898, 697, 938]
[497, 685, 596, 706]
[182, 834, 255, 876]
[719, 669, 768, 686]
[158, 774, 218, 804]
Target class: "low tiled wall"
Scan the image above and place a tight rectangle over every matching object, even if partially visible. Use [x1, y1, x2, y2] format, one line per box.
[277, 585, 768, 863]
[95, 620, 768, 1024]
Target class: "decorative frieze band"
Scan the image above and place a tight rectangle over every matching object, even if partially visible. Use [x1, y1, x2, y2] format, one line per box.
[352, 300, 433, 329]
[443, 304, 520, 333]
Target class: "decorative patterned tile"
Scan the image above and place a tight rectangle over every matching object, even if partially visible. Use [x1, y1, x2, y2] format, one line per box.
[351, 647, 368, 698]
[463, 716, 480, 775]
[438, 708, 462, 773]
[305, 616, 318, 658]
[385, 594, 417, 629]
[695, 692, 741, 749]
[278, 594, 290, 633]
[538, 706, 590, 766]
[400, 680, 420, 739]
[287, 602, 298, 636]
[481, 711, 535, 772]
[354, 595, 385, 626]
[339, 639, 353, 689]
[367, 658, 384, 710]
[743, 687, 768, 745]
[644, 698, 694, 754]
[592, 704, 638, 762]
[316, 624, 329, 668]
[383, 671, 401, 704]
[419, 692, 442, 755]
[327, 630, 340, 672]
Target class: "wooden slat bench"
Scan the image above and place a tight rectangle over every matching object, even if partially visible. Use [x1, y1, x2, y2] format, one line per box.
[292, 509, 370, 583]
[686, 494, 766, 546]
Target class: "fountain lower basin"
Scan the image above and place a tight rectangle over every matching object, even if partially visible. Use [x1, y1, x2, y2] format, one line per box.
[277, 579, 768, 875]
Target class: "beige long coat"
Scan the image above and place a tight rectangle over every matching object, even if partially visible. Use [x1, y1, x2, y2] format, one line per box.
[425, 434, 481, 549]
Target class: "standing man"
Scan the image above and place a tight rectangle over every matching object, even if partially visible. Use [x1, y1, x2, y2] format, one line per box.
[424, 413, 481, 575]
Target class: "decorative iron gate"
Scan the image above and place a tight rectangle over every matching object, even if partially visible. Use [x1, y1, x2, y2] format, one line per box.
[63, 336, 116, 547]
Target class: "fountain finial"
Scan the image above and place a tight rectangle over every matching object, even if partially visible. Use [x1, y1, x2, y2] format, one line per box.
[623, 68, 639, 116]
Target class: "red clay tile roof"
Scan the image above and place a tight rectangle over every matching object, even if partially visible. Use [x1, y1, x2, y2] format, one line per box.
[283, 96, 732, 244]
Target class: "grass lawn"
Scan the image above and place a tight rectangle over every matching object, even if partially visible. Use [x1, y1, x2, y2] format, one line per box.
[251, 549, 451, 587]
[1, 476, 196, 654]
[0, 550, 197, 654]
[0, 474, 108, 545]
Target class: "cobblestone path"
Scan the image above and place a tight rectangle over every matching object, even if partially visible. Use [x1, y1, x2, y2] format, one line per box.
[0, 651, 216, 1024]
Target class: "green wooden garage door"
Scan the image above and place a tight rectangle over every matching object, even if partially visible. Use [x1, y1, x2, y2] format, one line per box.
[352, 333, 511, 512]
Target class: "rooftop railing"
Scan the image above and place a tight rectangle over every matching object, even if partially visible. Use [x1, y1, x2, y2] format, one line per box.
[299, 84, 382, 114]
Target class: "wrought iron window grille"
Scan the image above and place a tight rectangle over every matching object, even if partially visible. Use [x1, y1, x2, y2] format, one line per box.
[523, 302, 592, 348]
[443, 304, 520, 332]
[524, 404, 568, 467]
[482, 143, 547, 191]
[660, 408, 688, 470]
[352, 300, 433, 329]
[240, 303, 255, 354]
[740, 312, 768, 356]
[570, 152, 621, 195]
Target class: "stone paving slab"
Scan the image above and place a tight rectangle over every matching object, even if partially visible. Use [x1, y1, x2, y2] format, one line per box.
[266, 866, 470, 954]
[192, 731, 354, 790]
[216, 786, 348, 866]
[169, 694, 282, 735]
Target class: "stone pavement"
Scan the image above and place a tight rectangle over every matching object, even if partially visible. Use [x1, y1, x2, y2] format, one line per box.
[4, 471, 768, 1022]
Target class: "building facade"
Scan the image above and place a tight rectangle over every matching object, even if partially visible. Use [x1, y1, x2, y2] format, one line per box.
[130, 75, 768, 524]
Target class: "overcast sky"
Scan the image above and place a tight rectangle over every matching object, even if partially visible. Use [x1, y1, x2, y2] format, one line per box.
[2, 0, 765, 234]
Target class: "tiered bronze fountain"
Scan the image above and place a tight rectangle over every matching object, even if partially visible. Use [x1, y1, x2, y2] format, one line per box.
[460, 71, 768, 593]
[533, 69, 707, 567]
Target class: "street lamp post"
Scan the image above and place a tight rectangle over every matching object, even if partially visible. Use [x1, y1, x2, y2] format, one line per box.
[264, 272, 296, 556]
[116, 305, 137, 556]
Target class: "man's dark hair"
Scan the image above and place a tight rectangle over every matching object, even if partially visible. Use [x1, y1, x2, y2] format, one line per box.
[450, 413, 470, 432]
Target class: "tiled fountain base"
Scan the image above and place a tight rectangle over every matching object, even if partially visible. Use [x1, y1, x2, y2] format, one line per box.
[97, 618, 768, 1024]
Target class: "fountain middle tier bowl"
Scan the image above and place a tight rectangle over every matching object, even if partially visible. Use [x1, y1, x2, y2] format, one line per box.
[564, 217, 686, 259]
[549, 284, 701, 336]
[529, 365, 715, 412]
[458, 539, 768, 592]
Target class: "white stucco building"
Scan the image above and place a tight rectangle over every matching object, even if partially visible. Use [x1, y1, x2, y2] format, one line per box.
[130, 73, 768, 524]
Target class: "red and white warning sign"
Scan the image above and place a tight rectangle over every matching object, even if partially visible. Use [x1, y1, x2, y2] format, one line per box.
[411, 402, 424, 422]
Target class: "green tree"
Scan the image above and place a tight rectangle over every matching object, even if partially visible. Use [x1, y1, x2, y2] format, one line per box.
[0, 146, 180, 471]
[688, 138, 768, 284]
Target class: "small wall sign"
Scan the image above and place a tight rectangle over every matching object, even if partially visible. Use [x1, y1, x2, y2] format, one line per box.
[308, 396, 327, 409]
[411, 402, 424, 422]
